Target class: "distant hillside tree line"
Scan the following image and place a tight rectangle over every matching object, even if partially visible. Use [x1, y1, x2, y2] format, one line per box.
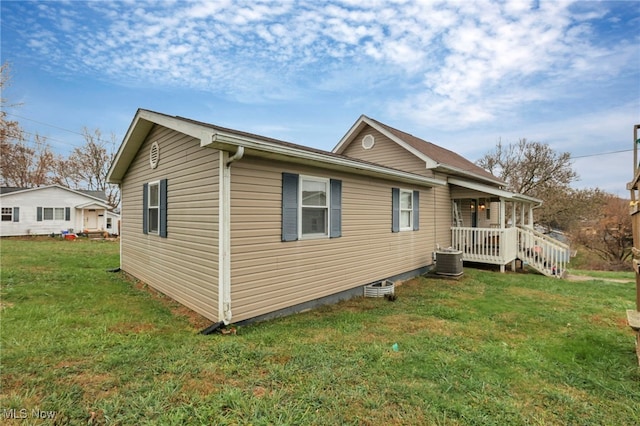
[478, 138, 632, 270]
[0, 63, 119, 209]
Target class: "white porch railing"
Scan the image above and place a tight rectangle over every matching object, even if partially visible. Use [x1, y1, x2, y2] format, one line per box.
[450, 226, 571, 277]
[516, 226, 571, 277]
[451, 227, 518, 265]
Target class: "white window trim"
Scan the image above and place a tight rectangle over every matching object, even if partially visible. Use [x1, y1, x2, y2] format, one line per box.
[43, 207, 65, 221]
[1, 207, 13, 222]
[147, 180, 160, 235]
[399, 188, 413, 231]
[298, 175, 330, 240]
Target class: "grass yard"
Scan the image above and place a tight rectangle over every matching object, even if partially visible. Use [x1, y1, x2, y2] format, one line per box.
[1, 238, 639, 425]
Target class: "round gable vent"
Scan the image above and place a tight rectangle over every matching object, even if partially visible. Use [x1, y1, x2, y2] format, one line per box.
[362, 134, 375, 150]
[150, 141, 160, 169]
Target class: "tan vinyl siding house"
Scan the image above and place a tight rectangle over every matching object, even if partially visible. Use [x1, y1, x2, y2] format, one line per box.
[117, 123, 220, 321]
[108, 109, 566, 327]
[229, 156, 438, 321]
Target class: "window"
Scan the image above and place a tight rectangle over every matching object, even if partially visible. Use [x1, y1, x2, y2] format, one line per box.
[1, 207, 12, 222]
[148, 182, 160, 234]
[143, 179, 168, 237]
[37, 207, 68, 221]
[301, 177, 329, 237]
[106, 218, 112, 229]
[282, 173, 341, 241]
[399, 189, 413, 230]
[392, 188, 419, 232]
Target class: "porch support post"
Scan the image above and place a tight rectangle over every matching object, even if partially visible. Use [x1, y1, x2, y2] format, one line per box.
[528, 205, 534, 228]
[512, 202, 516, 228]
[499, 198, 505, 228]
[520, 202, 525, 226]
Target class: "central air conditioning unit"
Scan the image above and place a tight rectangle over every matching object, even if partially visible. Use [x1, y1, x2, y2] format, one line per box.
[435, 249, 464, 276]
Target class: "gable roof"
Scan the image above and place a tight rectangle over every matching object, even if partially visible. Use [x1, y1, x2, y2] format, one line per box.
[107, 109, 447, 188]
[333, 115, 505, 187]
[0, 185, 109, 204]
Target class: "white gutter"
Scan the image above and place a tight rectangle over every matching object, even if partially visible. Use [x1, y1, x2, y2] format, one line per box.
[205, 132, 447, 188]
[218, 146, 244, 325]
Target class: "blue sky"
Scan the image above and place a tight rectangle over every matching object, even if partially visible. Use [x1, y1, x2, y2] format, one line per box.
[2, 0, 638, 195]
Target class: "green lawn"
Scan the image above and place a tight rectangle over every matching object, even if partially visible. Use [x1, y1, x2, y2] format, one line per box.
[1, 238, 639, 425]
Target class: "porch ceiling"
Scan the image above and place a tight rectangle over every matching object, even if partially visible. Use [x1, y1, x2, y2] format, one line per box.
[448, 177, 542, 205]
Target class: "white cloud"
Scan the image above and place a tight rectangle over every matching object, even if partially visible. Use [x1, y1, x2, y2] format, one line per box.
[5, 0, 638, 126]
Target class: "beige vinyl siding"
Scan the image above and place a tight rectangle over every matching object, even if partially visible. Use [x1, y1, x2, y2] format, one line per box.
[229, 156, 440, 322]
[341, 128, 433, 177]
[432, 172, 453, 246]
[120, 124, 220, 322]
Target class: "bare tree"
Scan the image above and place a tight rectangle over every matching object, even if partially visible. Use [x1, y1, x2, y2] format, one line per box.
[1, 134, 59, 187]
[477, 138, 578, 231]
[0, 62, 22, 144]
[62, 128, 119, 208]
[572, 194, 633, 268]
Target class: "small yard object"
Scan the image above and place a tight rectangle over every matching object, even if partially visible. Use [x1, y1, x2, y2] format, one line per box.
[364, 280, 394, 297]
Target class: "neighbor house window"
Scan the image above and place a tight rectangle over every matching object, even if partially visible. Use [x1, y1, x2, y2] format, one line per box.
[143, 179, 168, 238]
[106, 218, 112, 229]
[281, 173, 341, 241]
[2, 207, 13, 221]
[392, 188, 419, 232]
[37, 207, 70, 221]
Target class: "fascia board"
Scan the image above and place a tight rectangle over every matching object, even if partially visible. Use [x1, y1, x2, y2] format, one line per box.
[331, 115, 368, 154]
[204, 133, 447, 188]
[0, 184, 108, 204]
[107, 110, 215, 184]
[360, 117, 434, 165]
[448, 177, 541, 204]
[435, 164, 506, 187]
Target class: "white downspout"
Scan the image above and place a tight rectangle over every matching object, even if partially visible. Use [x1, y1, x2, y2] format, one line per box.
[219, 146, 244, 325]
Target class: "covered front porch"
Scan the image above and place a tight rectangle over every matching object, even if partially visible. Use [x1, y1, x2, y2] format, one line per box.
[448, 178, 570, 277]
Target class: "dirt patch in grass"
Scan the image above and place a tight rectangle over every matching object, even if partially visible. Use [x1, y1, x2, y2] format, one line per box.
[181, 370, 241, 397]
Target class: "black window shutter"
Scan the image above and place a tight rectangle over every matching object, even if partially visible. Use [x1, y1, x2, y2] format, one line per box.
[37, 207, 42, 222]
[413, 190, 419, 231]
[65, 207, 71, 221]
[281, 172, 299, 242]
[391, 188, 399, 233]
[142, 183, 148, 234]
[159, 179, 168, 238]
[330, 179, 342, 238]
[13, 207, 19, 222]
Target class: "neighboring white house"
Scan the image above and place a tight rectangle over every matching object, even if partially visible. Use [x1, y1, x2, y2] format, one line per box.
[0, 185, 120, 237]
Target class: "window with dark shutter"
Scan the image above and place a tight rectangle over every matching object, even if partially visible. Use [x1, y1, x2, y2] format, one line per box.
[413, 190, 419, 231]
[391, 188, 400, 233]
[159, 179, 168, 238]
[282, 173, 342, 241]
[393, 188, 419, 232]
[142, 183, 148, 234]
[281, 173, 299, 241]
[330, 179, 342, 238]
